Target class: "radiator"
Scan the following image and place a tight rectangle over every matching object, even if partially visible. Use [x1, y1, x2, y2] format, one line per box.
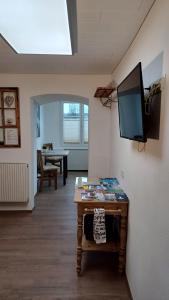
[0, 163, 29, 203]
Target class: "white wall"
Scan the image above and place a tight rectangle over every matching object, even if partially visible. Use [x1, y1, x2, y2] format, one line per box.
[68, 149, 88, 170]
[41, 102, 61, 148]
[110, 0, 169, 299]
[0, 74, 111, 210]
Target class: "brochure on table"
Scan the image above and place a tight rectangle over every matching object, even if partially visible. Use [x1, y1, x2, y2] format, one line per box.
[76, 177, 128, 202]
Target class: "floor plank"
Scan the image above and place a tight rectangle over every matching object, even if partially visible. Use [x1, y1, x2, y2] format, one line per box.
[0, 172, 132, 300]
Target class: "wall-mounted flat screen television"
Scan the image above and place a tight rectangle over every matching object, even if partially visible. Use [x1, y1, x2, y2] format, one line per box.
[117, 62, 147, 142]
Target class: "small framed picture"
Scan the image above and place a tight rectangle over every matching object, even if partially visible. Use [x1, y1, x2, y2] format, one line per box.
[3, 91, 16, 108]
[5, 128, 18, 145]
[4, 109, 16, 126]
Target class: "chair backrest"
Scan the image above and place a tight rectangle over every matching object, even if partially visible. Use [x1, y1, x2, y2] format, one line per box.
[37, 150, 44, 174]
[42, 143, 53, 150]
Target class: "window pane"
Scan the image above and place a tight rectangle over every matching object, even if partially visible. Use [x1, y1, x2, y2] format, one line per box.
[63, 103, 80, 143]
[84, 104, 88, 143]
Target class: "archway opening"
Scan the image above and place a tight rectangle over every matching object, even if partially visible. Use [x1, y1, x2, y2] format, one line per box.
[31, 93, 89, 200]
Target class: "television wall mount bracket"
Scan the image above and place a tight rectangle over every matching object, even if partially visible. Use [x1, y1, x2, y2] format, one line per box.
[144, 77, 163, 140]
[144, 79, 162, 115]
[94, 87, 117, 108]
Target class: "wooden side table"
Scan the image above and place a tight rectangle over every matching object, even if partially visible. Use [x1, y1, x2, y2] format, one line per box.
[74, 178, 129, 275]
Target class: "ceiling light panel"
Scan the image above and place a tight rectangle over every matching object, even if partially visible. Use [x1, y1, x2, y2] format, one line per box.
[0, 0, 72, 54]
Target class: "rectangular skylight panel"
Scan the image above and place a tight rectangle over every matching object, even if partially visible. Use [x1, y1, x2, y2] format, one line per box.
[0, 0, 72, 54]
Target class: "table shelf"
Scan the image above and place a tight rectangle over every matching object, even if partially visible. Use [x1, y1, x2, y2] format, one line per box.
[74, 177, 129, 275]
[82, 236, 120, 252]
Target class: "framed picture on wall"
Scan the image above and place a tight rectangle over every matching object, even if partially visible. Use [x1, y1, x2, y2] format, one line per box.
[5, 128, 19, 145]
[3, 91, 16, 108]
[0, 87, 21, 147]
[4, 109, 16, 126]
[36, 104, 40, 138]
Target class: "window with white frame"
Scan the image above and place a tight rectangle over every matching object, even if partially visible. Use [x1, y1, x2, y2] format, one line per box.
[63, 102, 88, 146]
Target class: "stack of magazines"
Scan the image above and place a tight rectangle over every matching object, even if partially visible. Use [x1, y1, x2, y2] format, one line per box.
[77, 177, 128, 201]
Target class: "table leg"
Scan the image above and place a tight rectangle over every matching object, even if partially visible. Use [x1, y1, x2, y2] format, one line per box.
[65, 155, 68, 178]
[77, 210, 83, 275]
[119, 215, 128, 273]
[63, 156, 68, 185]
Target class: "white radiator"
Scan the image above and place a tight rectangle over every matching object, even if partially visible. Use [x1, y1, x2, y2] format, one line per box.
[0, 163, 29, 203]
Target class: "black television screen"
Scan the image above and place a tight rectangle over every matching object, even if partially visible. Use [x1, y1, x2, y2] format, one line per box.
[117, 62, 147, 142]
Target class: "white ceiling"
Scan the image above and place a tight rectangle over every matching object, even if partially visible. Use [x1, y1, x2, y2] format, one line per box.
[0, 0, 155, 74]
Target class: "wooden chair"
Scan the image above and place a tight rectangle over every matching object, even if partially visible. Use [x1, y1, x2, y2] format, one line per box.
[37, 150, 59, 192]
[42, 143, 62, 174]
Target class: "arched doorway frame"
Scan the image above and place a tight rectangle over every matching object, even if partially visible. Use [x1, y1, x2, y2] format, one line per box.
[31, 93, 89, 205]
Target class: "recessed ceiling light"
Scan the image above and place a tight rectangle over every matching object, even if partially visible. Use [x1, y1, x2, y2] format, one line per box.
[0, 0, 76, 55]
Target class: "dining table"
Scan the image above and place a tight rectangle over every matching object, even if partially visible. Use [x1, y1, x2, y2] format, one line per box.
[42, 149, 69, 185]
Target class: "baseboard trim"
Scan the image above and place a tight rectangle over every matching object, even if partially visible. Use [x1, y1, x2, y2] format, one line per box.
[126, 274, 133, 300]
[0, 210, 32, 213]
[68, 170, 88, 172]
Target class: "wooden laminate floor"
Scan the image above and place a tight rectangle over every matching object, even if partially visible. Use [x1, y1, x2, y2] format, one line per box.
[0, 172, 132, 300]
